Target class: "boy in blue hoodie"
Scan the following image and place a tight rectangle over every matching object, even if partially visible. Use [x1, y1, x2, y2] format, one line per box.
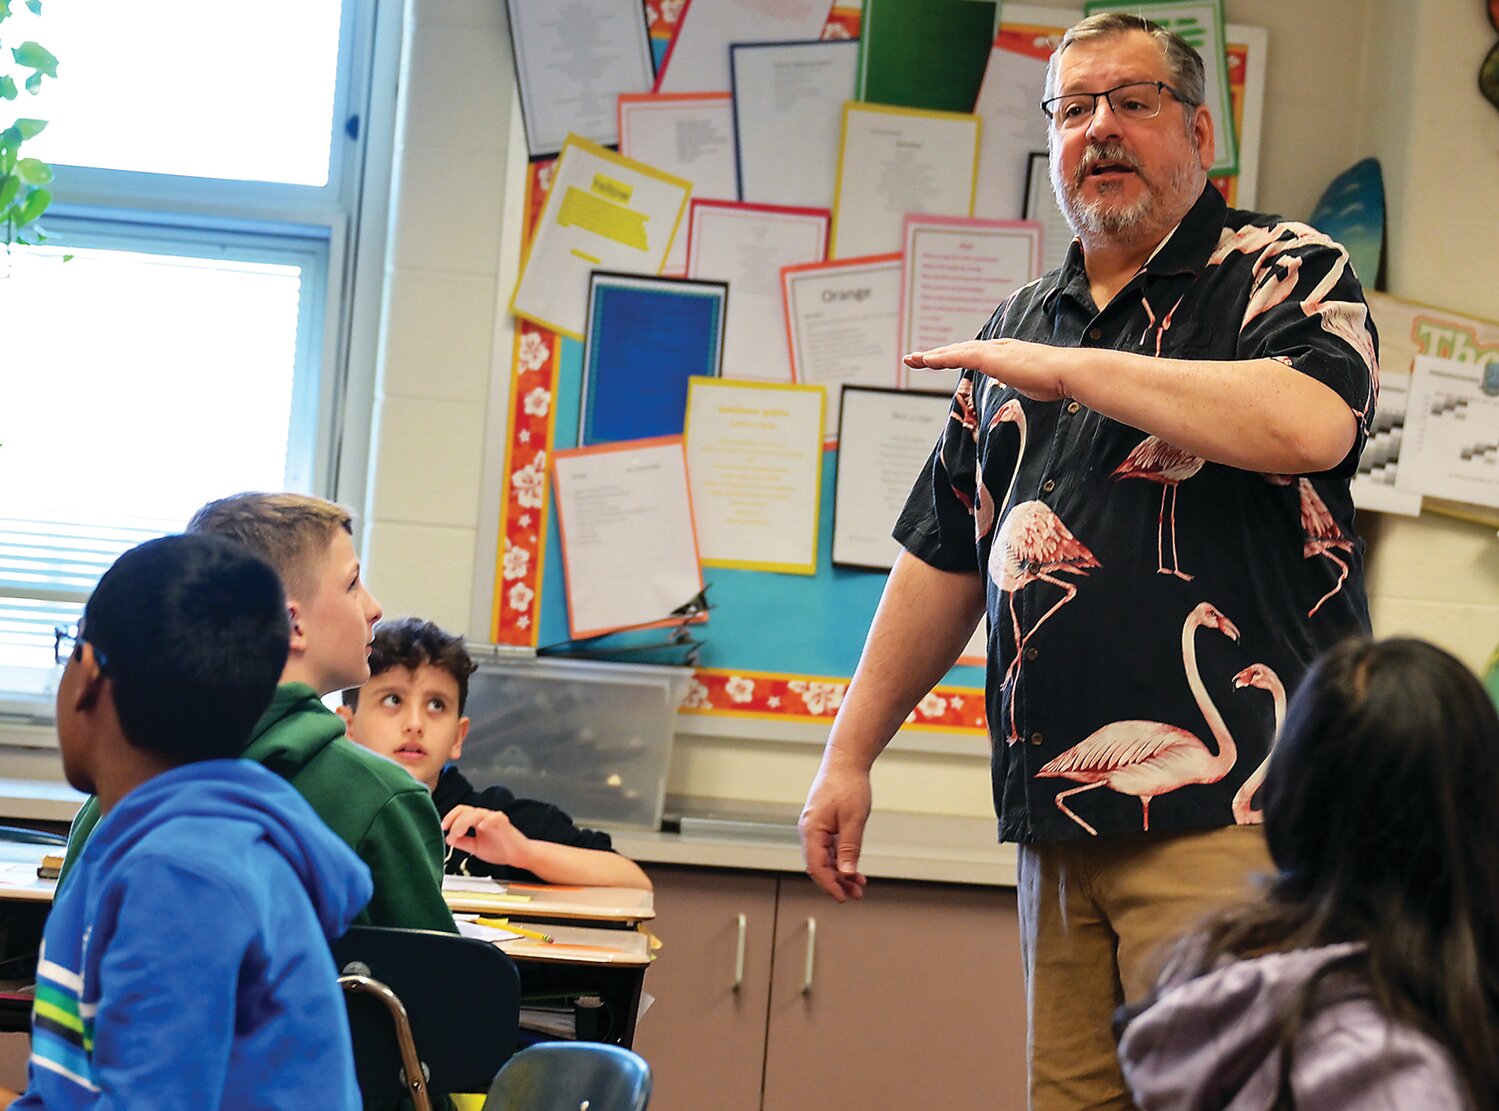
[3, 534, 372, 1110]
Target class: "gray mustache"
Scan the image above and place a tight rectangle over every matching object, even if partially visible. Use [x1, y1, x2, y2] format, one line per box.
[1074, 143, 1144, 186]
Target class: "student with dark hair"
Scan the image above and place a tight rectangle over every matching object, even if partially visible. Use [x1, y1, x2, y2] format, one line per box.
[340, 617, 650, 890]
[1117, 637, 1499, 1108]
[3, 534, 370, 1110]
[58, 492, 457, 934]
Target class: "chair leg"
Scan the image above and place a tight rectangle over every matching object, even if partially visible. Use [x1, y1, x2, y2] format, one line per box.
[340, 974, 434, 1111]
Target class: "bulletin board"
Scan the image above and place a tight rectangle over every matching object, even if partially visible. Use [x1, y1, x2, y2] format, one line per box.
[489, 4, 986, 735]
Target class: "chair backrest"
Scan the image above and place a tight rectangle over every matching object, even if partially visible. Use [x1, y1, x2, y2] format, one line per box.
[483, 1042, 651, 1111]
[332, 925, 522, 1108]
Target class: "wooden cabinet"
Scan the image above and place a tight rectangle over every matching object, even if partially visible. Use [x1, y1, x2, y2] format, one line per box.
[634, 865, 1027, 1111]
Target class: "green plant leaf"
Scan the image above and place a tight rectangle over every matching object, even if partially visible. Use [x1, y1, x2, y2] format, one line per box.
[0, 142, 15, 176]
[14, 184, 49, 224]
[13, 118, 45, 139]
[0, 76, 16, 100]
[0, 173, 19, 210]
[24, 71, 41, 94]
[0, 0, 12, 19]
[15, 156, 49, 184]
[26, 0, 43, 13]
[12, 42, 60, 79]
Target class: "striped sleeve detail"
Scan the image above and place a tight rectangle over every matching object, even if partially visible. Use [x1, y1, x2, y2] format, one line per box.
[29, 947, 98, 1092]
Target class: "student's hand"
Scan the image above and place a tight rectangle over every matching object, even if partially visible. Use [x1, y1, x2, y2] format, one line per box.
[442, 805, 533, 870]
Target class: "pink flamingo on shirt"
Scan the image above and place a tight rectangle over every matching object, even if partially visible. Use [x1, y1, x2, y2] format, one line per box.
[1230, 662, 1286, 825]
[1299, 478, 1355, 617]
[988, 398, 1099, 743]
[1112, 436, 1204, 580]
[1035, 602, 1242, 835]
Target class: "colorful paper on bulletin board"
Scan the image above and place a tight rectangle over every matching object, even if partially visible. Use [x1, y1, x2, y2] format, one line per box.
[509, 134, 692, 339]
[579, 271, 727, 445]
[495, 115, 987, 733]
[1083, 0, 1237, 177]
[856, 0, 997, 112]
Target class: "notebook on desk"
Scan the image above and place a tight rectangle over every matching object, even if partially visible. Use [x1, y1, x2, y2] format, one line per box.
[441, 876, 655, 923]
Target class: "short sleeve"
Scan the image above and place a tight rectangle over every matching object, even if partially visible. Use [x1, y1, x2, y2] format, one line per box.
[1235, 226, 1378, 477]
[892, 370, 983, 573]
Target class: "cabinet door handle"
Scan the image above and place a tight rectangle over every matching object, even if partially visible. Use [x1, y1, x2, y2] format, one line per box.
[732, 913, 747, 991]
[802, 917, 817, 994]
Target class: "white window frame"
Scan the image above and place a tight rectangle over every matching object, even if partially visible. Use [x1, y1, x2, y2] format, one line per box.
[0, 0, 404, 737]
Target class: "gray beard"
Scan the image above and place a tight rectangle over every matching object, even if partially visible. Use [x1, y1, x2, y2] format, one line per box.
[1050, 145, 1199, 242]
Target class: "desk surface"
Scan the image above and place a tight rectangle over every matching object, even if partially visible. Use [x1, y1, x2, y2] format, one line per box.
[442, 876, 655, 923]
[0, 842, 56, 903]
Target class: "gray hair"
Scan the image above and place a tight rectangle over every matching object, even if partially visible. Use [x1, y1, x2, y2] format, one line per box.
[1044, 12, 1207, 115]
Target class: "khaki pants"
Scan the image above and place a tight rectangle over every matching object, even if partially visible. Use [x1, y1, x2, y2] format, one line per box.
[1017, 825, 1273, 1110]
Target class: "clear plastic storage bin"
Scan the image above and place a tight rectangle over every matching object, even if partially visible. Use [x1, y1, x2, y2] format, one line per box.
[459, 648, 691, 831]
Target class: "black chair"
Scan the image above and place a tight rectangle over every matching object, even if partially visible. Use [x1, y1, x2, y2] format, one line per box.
[332, 925, 522, 1111]
[482, 1042, 651, 1111]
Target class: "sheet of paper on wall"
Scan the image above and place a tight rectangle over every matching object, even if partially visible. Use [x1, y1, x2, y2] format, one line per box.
[1351, 368, 1422, 516]
[618, 93, 739, 276]
[900, 215, 1042, 395]
[551, 436, 706, 638]
[855, 0, 997, 113]
[831, 386, 952, 570]
[685, 199, 830, 383]
[505, 0, 656, 158]
[685, 377, 825, 573]
[1394, 355, 1499, 511]
[829, 102, 981, 259]
[579, 271, 728, 446]
[654, 0, 836, 94]
[1023, 152, 1074, 274]
[509, 135, 691, 339]
[780, 253, 903, 440]
[731, 39, 858, 210]
[1362, 290, 1499, 514]
[971, 7, 1057, 220]
[1084, 0, 1237, 176]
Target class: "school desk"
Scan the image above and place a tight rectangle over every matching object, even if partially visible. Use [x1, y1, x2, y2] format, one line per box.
[0, 846, 654, 1048]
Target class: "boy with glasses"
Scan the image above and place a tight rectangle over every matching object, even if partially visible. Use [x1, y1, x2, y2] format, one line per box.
[5, 534, 368, 1109]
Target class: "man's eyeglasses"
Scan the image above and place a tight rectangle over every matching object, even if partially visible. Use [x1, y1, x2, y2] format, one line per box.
[53, 623, 107, 670]
[1040, 80, 1191, 129]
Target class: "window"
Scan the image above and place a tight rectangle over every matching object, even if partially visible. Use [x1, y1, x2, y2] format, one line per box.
[0, 0, 395, 714]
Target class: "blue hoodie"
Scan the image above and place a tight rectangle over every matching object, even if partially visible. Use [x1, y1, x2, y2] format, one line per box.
[15, 760, 373, 1110]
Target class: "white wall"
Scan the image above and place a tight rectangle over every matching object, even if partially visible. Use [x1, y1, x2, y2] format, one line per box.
[362, 0, 1499, 819]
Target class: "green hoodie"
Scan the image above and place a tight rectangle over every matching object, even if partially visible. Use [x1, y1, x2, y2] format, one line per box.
[60, 683, 456, 934]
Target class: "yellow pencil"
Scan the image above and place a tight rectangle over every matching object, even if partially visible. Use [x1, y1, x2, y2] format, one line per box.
[476, 916, 554, 943]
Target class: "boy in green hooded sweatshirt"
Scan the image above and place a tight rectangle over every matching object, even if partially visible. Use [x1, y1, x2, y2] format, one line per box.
[58, 492, 456, 934]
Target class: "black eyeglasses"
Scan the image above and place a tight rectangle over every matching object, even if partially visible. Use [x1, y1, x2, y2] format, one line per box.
[1040, 80, 1192, 129]
[53, 623, 107, 670]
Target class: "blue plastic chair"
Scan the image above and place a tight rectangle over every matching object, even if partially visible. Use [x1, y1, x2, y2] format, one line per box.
[483, 1042, 651, 1111]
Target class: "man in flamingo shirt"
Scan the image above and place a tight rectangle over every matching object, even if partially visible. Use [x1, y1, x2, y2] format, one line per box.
[799, 12, 1375, 1108]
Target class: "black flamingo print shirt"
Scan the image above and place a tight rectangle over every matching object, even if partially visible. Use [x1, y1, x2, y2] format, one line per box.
[896, 184, 1376, 844]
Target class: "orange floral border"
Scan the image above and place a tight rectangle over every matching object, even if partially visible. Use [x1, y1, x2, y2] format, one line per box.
[680, 669, 987, 733]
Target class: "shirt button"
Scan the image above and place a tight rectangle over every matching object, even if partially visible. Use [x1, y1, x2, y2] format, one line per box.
[1041, 479, 1055, 494]
[1025, 646, 1039, 661]
[1029, 732, 1044, 746]
[1088, 327, 1102, 340]
[1066, 401, 1080, 414]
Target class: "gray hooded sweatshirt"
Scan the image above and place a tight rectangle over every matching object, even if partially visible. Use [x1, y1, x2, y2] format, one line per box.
[1117, 942, 1473, 1109]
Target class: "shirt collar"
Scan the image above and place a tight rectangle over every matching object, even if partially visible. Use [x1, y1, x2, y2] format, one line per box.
[1044, 183, 1225, 312]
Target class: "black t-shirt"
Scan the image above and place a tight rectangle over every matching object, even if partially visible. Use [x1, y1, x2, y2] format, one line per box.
[431, 766, 615, 882]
